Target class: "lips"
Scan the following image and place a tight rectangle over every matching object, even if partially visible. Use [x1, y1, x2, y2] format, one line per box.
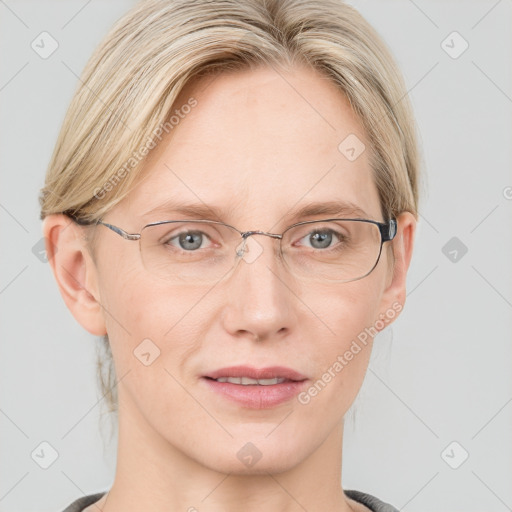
[201, 365, 310, 409]
[203, 365, 308, 382]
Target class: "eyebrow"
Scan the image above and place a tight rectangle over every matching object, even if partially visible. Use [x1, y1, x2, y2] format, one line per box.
[288, 200, 370, 220]
[142, 199, 237, 222]
[141, 199, 371, 223]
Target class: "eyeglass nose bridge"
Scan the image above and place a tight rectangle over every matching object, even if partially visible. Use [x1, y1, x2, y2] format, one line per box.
[236, 230, 283, 258]
[240, 230, 282, 240]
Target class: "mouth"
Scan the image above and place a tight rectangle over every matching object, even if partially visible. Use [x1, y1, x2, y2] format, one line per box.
[201, 365, 309, 409]
[204, 376, 291, 385]
[203, 365, 308, 383]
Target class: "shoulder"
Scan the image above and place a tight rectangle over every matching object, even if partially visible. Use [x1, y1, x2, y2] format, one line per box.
[61, 492, 107, 512]
[345, 489, 400, 512]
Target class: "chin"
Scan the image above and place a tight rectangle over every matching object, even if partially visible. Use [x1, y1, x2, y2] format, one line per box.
[190, 433, 308, 476]
[202, 452, 301, 476]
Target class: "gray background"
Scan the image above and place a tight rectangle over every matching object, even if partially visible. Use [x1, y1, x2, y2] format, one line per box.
[1, 1, 511, 511]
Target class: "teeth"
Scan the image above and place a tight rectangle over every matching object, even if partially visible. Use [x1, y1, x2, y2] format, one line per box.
[215, 376, 286, 385]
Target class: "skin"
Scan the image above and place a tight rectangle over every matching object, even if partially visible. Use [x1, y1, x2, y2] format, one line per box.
[44, 62, 415, 512]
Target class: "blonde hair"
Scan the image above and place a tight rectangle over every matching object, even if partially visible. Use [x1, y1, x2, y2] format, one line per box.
[39, 0, 422, 413]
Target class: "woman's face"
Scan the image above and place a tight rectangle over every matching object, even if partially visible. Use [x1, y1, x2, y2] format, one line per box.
[50, 63, 415, 474]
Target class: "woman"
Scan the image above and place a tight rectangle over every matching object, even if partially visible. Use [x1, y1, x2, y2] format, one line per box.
[40, 0, 419, 510]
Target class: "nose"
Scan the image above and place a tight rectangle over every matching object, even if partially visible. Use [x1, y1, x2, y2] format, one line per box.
[220, 233, 298, 342]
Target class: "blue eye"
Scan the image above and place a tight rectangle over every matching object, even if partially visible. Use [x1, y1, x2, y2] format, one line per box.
[167, 230, 210, 251]
[300, 229, 343, 250]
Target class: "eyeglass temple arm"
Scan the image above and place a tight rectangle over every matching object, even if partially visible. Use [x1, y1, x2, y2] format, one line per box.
[66, 213, 140, 241]
[100, 221, 140, 240]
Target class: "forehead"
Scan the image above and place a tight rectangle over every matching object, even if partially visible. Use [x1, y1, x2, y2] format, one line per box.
[121, 63, 381, 228]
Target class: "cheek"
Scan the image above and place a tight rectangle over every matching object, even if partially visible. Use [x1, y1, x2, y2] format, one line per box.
[99, 270, 215, 397]
[307, 276, 383, 344]
[97, 275, 226, 452]
[297, 278, 383, 405]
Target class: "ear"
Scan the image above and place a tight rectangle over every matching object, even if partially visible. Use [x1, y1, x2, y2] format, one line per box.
[42, 214, 107, 336]
[377, 211, 416, 324]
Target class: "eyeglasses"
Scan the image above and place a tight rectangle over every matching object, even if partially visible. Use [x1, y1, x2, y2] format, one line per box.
[69, 214, 397, 284]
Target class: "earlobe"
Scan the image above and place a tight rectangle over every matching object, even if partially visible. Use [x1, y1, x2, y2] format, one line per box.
[42, 214, 107, 336]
